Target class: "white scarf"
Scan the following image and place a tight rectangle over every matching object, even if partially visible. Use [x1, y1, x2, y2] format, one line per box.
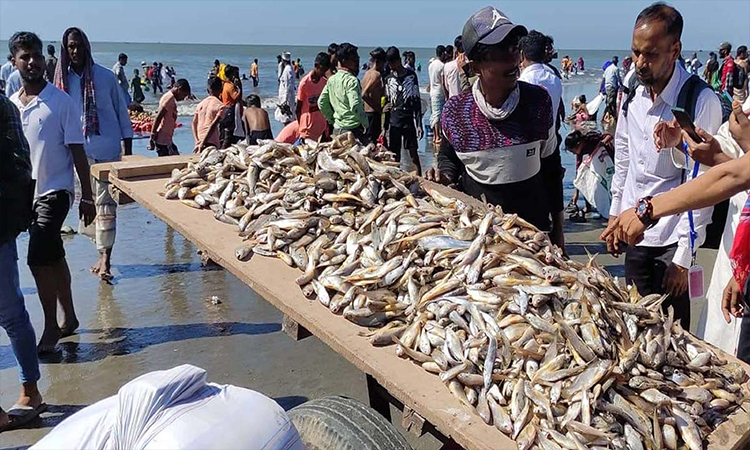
[472, 79, 520, 121]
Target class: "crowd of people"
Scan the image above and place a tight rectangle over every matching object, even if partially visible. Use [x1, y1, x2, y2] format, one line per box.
[1, 0, 750, 434]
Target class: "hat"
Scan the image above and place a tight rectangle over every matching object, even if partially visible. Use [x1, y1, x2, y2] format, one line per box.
[141, 61, 146, 66]
[282, 52, 291, 62]
[462, 6, 527, 58]
[612, 56, 619, 63]
[719, 41, 731, 51]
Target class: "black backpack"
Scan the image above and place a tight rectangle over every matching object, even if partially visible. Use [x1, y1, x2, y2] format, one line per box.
[622, 74, 728, 250]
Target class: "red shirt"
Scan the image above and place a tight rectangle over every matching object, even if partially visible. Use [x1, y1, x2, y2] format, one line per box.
[721, 56, 736, 91]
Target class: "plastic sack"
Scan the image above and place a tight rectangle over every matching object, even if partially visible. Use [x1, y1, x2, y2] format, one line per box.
[573, 147, 615, 219]
[31, 365, 304, 450]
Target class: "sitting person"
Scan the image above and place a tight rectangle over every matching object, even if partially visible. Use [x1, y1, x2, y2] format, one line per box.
[276, 120, 300, 144]
[243, 94, 272, 145]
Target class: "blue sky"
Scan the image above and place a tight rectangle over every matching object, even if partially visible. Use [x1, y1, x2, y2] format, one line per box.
[1, 0, 748, 50]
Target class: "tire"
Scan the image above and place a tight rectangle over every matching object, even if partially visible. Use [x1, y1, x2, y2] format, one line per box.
[289, 396, 412, 450]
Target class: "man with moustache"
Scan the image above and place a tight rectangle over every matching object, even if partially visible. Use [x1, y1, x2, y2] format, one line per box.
[426, 6, 563, 246]
[607, 3, 722, 327]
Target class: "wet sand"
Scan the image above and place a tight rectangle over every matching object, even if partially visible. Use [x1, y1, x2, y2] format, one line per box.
[0, 145, 716, 449]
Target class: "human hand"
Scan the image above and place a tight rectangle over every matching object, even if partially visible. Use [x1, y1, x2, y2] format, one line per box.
[729, 101, 750, 152]
[662, 263, 688, 298]
[148, 137, 156, 151]
[653, 118, 682, 151]
[79, 199, 96, 227]
[722, 277, 747, 323]
[417, 125, 424, 140]
[682, 128, 727, 167]
[600, 208, 646, 246]
[600, 215, 623, 256]
[424, 167, 451, 185]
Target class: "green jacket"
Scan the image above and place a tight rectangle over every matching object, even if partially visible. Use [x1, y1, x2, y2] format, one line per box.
[318, 69, 368, 131]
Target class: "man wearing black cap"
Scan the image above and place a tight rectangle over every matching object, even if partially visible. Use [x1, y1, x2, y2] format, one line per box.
[426, 6, 564, 250]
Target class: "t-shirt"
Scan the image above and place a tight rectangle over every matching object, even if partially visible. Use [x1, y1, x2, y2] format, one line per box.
[194, 95, 223, 147]
[603, 64, 620, 90]
[45, 55, 57, 82]
[296, 72, 328, 141]
[156, 90, 177, 145]
[222, 81, 240, 106]
[428, 59, 445, 99]
[112, 62, 128, 93]
[443, 60, 461, 98]
[384, 69, 421, 128]
[10, 83, 84, 198]
[276, 120, 299, 144]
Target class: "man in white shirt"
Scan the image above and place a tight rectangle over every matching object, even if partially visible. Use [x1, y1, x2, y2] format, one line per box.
[608, 4, 722, 327]
[112, 52, 131, 105]
[9, 31, 95, 353]
[275, 52, 296, 124]
[443, 36, 465, 99]
[55, 27, 133, 281]
[603, 56, 621, 119]
[519, 29, 566, 252]
[0, 54, 13, 93]
[428, 45, 447, 145]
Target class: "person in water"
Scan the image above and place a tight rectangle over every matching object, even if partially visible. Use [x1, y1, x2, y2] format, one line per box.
[243, 94, 273, 145]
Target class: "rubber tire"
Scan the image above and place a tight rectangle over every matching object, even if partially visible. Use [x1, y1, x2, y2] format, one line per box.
[289, 396, 412, 450]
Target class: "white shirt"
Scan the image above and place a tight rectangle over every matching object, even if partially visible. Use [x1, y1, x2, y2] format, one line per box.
[0, 61, 13, 81]
[10, 83, 84, 198]
[66, 64, 133, 162]
[610, 62, 722, 268]
[112, 62, 128, 92]
[428, 58, 445, 99]
[519, 63, 562, 121]
[443, 60, 461, 98]
[604, 64, 620, 90]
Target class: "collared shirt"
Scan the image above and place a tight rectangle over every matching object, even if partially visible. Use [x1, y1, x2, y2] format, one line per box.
[604, 64, 621, 90]
[0, 61, 13, 81]
[610, 62, 722, 268]
[317, 69, 368, 131]
[10, 83, 84, 199]
[519, 63, 562, 122]
[5, 70, 21, 97]
[721, 56, 736, 92]
[66, 63, 133, 162]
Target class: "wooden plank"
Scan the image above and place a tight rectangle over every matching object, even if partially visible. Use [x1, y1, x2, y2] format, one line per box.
[111, 173, 515, 450]
[110, 171, 750, 450]
[110, 154, 196, 179]
[90, 155, 147, 181]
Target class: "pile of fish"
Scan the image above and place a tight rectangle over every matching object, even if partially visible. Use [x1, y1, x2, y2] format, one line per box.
[163, 134, 748, 450]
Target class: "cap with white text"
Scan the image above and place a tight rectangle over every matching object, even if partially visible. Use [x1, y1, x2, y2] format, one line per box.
[462, 6, 527, 59]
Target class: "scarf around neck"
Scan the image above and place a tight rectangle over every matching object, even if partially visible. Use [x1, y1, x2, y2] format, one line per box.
[53, 27, 100, 137]
[472, 79, 520, 122]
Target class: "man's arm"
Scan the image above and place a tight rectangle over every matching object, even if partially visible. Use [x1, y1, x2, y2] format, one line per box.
[671, 89, 723, 268]
[150, 105, 168, 144]
[191, 111, 199, 143]
[317, 82, 334, 124]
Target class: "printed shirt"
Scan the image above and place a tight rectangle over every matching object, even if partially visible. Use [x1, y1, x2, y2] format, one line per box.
[194, 95, 223, 147]
[384, 69, 421, 128]
[66, 64, 133, 162]
[317, 69, 368, 131]
[155, 90, 178, 145]
[611, 62, 722, 268]
[0, 93, 31, 183]
[721, 56, 736, 92]
[10, 83, 84, 198]
[438, 81, 555, 230]
[296, 72, 328, 141]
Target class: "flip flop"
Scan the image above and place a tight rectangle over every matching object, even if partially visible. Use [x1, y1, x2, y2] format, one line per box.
[0, 403, 47, 432]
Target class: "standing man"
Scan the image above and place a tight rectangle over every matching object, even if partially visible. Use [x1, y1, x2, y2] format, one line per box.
[44, 45, 57, 82]
[603, 55, 621, 119]
[361, 47, 386, 144]
[150, 79, 191, 156]
[192, 76, 224, 152]
[112, 53, 131, 105]
[10, 31, 96, 352]
[296, 52, 331, 143]
[325, 43, 339, 79]
[735, 46, 748, 102]
[428, 45, 447, 145]
[318, 43, 369, 142]
[403, 51, 415, 71]
[519, 30, 566, 249]
[0, 54, 13, 82]
[250, 58, 259, 87]
[607, 4, 722, 327]
[443, 36, 466, 99]
[718, 41, 736, 97]
[54, 27, 133, 281]
[382, 46, 423, 175]
[275, 52, 296, 125]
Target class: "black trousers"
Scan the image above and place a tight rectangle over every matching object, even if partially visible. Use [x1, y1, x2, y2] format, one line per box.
[624, 243, 691, 328]
[365, 112, 382, 144]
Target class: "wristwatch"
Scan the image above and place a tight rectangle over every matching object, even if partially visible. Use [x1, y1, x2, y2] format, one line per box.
[635, 196, 658, 228]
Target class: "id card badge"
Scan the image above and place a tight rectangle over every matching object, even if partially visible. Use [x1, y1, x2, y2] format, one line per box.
[688, 265, 705, 300]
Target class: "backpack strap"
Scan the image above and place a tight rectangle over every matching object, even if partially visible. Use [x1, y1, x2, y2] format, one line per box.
[621, 87, 638, 118]
[676, 74, 711, 120]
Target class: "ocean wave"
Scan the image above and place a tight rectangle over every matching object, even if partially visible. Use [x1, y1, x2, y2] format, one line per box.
[143, 97, 283, 117]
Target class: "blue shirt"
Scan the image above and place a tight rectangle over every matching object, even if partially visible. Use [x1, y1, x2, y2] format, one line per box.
[66, 63, 133, 162]
[5, 70, 21, 97]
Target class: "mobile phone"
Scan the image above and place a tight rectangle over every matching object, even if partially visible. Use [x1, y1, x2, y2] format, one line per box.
[671, 107, 704, 143]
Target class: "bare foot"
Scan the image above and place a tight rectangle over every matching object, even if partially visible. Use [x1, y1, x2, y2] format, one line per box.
[37, 327, 61, 354]
[14, 389, 44, 410]
[90, 264, 100, 275]
[60, 318, 79, 338]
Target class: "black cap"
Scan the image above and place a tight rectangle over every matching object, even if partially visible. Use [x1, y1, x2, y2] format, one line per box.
[462, 6, 527, 58]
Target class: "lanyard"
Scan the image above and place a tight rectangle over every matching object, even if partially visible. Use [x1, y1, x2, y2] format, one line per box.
[684, 143, 700, 266]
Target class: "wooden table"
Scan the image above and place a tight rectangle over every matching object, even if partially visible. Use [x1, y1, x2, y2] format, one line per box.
[107, 155, 750, 450]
